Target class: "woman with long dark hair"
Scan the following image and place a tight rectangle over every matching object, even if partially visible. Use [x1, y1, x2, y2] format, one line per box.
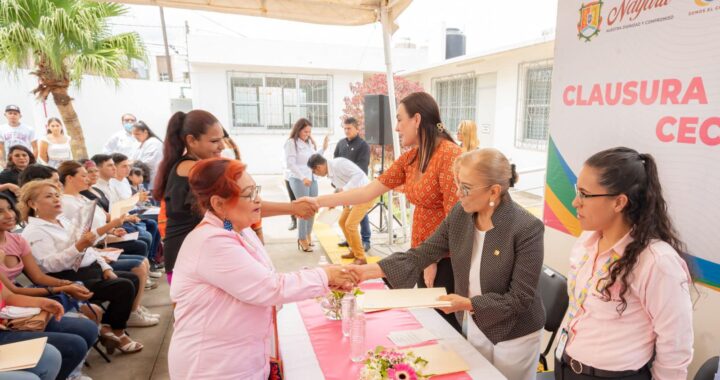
[0, 145, 36, 202]
[283, 118, 328, 252]
[38, 117, 72, 168]
[154, 110, 319, 282]
[130, 121, 163, 189]
[313, 92, 463, 330]
[555, 147, 693, 379]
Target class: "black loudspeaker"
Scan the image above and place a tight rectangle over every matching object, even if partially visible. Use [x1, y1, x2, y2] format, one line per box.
[364, 94, 393, 146]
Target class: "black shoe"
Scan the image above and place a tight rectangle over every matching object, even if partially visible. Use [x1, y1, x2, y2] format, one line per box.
[288, 221, 297, 231]
[337, 241, 349, 247]
[363, 242, 371, 252]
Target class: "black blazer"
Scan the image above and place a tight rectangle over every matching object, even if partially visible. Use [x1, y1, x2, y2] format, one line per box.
[378, 193, 546, 344]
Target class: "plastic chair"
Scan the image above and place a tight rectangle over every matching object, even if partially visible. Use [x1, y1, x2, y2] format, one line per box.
[537, 265, 569, 371]
[694, 356, 719, 380]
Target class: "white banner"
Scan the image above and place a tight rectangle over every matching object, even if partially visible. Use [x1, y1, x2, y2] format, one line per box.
[545, 0, 720, 289]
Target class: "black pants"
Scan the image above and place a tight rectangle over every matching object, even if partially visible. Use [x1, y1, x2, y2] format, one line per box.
[285, 179, 297, 223]
[554, 357, 651, 380]
[50, 264, 137, 330]
[417, 257, 461, 332]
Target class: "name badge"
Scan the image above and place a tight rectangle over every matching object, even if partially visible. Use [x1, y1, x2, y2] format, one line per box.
[555, 328, 569, 361]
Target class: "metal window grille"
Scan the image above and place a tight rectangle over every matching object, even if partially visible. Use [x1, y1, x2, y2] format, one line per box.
[432, 73, 476, 132]
[515, 60, 553, 151]
[229, 73, 331, 130]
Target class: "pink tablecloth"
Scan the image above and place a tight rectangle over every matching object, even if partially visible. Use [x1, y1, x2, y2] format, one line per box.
[295, 283, 472, 379]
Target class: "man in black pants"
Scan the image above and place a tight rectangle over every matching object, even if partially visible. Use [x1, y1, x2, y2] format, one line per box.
[333, 117, 371, 252]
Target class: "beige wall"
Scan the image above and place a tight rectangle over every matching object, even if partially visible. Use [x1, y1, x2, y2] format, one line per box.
[544, 228, 720, 377]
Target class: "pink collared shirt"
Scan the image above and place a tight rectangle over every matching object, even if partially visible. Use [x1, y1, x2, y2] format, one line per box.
[565, 231, 693, 380]
[168, 212, 330, 380]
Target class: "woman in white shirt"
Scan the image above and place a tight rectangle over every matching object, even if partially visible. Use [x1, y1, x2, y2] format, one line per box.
[130, 121, 163, 190]
[17, 180, 145, 354]
[38, 117, 72, 168]
[283, 118, 328, 252]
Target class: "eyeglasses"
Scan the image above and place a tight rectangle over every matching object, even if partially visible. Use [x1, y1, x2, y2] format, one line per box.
[455, 181, 491, 197]
[240, 186, 261, 203]
[574, 184, 619, 201]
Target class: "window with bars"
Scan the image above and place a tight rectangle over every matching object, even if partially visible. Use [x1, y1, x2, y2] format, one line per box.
[229, 74, 331, 130]
[515, 60, 553, 150]
[432, 74, 476, 132]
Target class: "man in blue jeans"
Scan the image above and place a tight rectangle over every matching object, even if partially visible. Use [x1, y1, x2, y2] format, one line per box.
[333, 117, 371, 252]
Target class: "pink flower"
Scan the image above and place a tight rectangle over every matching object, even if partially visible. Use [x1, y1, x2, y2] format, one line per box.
[387, 363, 417, 380]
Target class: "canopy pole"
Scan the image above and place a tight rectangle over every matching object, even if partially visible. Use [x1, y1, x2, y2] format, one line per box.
[380, 2, 408, 244]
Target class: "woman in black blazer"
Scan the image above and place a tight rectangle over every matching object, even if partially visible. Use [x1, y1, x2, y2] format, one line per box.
[350, 148, 545, 380]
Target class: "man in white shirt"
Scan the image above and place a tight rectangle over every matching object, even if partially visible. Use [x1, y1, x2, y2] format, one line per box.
[308, 154, 373, 264]
[103, 113, 139, 156]
[92, 153, 120, 203]
[0, 105, 38, 163]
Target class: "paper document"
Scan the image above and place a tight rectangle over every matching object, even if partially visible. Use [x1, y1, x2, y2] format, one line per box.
[88, 247, 123, 262]
[401, 344, 469, 376]
[0, 337, 48, 372]
[110, 194, 139, 219]
[119, 232, 139, 242]
[0, 306, 41, 319]
[388, 328, 436, 347]
[140, 207, 160, 216]
[316, 208, 342, 225]
[362, 288, 451, 312]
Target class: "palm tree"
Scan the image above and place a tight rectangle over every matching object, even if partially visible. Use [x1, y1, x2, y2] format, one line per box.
[0, 0, 145, 158]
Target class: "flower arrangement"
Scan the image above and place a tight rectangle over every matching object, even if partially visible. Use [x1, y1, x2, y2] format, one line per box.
[318, 288, 363, 320]
[359, 346, 429, 380]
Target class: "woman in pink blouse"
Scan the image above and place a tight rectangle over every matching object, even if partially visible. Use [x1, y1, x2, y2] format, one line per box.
[557, 147, 693, 380]
[168, 158, 354, 380]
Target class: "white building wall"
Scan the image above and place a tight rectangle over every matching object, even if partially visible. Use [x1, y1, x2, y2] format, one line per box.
[402, 41, 555, 194]
[190, 63, 365, 175]
[0, 69, 186, 157]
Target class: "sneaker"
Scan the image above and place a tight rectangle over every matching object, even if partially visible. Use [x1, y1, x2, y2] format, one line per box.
[139, 305, 160, 319]
[148, 269, 162, 279]
[127, 310, 159, 327]
[337, 241, 349, 247]
[145, 279, 158, 290]
[151, 261, 165, 270]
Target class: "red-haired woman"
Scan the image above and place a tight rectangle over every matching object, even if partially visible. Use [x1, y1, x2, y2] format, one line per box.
[168, 158, 354, 379]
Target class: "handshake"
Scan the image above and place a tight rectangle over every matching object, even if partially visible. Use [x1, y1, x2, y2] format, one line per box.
[321, 263, 385, 291]
[291, 197, 320, 219]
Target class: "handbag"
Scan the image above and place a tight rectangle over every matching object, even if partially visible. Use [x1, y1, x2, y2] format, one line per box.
[268, 306, 284, 380]
[6, 310, 52, 331]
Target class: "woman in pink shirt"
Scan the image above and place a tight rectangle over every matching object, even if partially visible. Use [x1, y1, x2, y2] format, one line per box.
[556, 147, 693, 380]
[168, 158, 354, 380]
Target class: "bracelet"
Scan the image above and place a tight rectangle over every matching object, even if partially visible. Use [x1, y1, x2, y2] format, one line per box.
[46, 287, 54, 296]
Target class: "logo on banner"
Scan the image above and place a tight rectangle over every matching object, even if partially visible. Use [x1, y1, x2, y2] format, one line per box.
[577, 1, 604, 41]
[694, 0, 715, 6]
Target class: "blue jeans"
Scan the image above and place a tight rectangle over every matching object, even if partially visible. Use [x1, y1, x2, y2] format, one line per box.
[0, 316, 97, 380]
[108, 238, 148, 258]
[0, 344, 61, 380]
[360, 214, 371, 244]
[138, 218, 160, 261]
[110, 254, 145, 272]
[288, 177, 318, 240]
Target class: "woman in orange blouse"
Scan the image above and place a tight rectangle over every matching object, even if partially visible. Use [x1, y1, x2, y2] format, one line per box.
[315, 91, 462, 330]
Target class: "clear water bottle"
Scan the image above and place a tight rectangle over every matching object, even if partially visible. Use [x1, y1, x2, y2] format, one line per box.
[318, 254, 329, 266]
[350, 312, 366, 362]
[341, 293, 355, 337]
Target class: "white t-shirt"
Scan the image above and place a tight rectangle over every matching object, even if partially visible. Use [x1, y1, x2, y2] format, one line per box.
[0, 123, 36, 156]
[465, 229, 488, 347]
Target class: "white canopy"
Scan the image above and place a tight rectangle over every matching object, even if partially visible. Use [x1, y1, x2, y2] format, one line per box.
[99, 0, 412, 26]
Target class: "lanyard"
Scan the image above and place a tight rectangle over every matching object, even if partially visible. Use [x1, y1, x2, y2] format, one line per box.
[566, 249, 621, 323]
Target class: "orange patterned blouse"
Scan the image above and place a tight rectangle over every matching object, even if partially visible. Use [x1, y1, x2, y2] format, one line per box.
[378, 139, 462, 248]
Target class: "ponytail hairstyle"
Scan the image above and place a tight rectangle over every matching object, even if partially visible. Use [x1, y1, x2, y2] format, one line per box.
[222, 128, 241, 160]
[401, 92, 457, 173]
[453, 148, 518, 197]
[288, 118, 316, 151]
[132, 121, 161, 141]
[153, 110, 219, 200]
[585, 147, 689, 314]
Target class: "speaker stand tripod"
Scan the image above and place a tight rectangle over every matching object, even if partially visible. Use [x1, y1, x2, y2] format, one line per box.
[366, 146, 402, 233]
